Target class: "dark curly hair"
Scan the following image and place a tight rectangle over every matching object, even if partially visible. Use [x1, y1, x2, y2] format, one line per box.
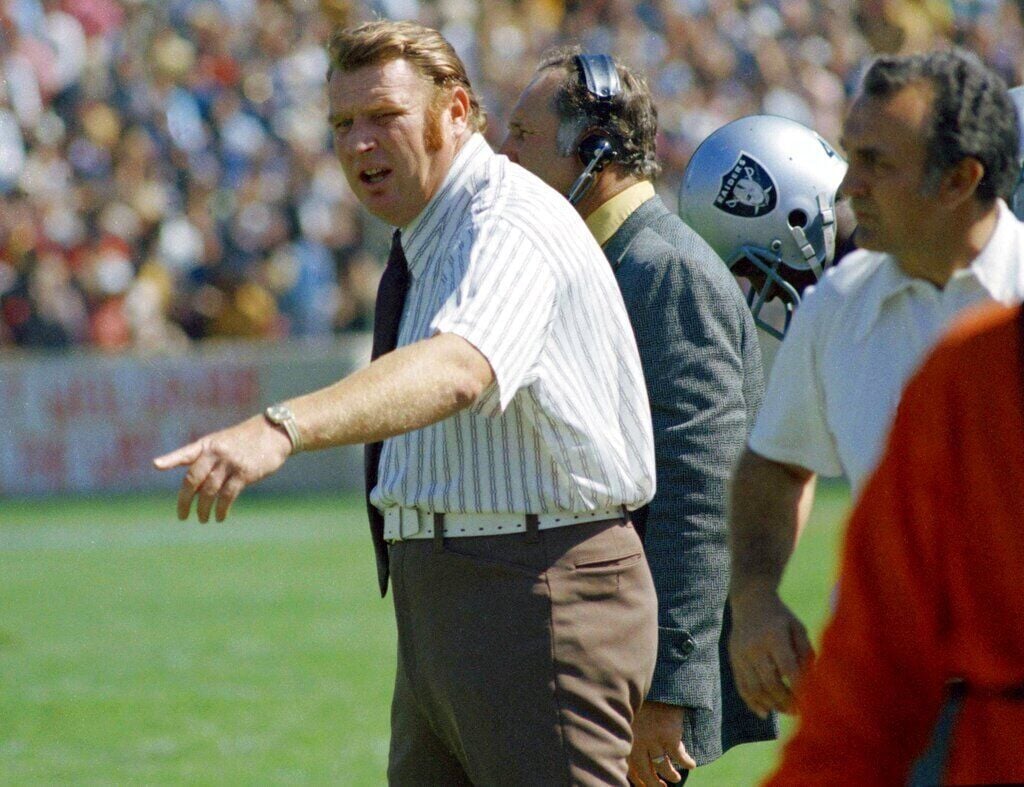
[537, 46, 661, 180]
[862, 49, 1019, 203]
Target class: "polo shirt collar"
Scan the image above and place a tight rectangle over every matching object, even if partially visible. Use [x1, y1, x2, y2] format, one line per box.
[851, 199, 1018, 341]
[401, 133, 491, 279]
[960, 199, 1021, 301]
[585, 181, 656, 248]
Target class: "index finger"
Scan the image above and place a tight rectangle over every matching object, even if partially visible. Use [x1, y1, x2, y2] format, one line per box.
[671, 740, 696, 771]
[153, 441, 203, 470]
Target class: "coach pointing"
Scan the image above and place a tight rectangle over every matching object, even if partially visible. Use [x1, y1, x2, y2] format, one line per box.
[155, 20, 660, 786]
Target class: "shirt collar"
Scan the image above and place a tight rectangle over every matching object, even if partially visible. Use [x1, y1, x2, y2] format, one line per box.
[401, 133, 491, 278]
[851, 199, 1018, 341]
[958, 198, 1020, 300]
[585, 181, 656, 248]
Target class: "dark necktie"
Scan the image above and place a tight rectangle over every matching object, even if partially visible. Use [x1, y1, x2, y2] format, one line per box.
[365, 230, 410, 596]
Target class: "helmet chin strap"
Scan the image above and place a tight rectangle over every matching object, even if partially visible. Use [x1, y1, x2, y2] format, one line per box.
[739, 194, 838, 339]
[788, 193, 837, 279]
[567, 139, 615, 206]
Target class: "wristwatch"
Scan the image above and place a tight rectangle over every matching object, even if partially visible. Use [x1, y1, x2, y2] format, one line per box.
[264, 403, 303, 453]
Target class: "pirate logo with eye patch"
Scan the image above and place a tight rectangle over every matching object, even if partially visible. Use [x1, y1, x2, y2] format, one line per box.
[714, 153, 777, 218]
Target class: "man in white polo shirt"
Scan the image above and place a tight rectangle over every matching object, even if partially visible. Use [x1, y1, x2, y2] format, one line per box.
[727, 49, 1024, 720]
[154, 19, 659, 787]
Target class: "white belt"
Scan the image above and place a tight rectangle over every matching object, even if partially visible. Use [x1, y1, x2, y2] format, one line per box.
[382, 506, 625, 542]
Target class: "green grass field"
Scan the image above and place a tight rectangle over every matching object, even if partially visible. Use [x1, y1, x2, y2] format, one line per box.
[0, 484, 850, 785]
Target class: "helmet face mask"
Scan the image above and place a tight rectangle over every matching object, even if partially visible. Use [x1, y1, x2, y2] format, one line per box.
[731, 246, 803, 340]
[678, 115, 848, 337]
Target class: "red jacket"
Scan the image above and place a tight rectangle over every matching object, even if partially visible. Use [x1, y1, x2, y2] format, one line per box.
[766, 303, 1024, 785]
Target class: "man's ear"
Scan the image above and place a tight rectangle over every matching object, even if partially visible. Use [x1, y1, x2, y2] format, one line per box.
[447, 85, 471, 133]
[937, 157, 985, 208]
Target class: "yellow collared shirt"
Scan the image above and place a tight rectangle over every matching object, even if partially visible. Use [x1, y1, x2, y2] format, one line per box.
[585, 181, 656, 248]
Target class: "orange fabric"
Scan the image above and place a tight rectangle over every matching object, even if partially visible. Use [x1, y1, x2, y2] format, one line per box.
[765, 302, 1024, 786]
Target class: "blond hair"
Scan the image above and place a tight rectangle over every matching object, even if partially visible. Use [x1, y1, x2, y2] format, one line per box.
[327, 20, 486, 134]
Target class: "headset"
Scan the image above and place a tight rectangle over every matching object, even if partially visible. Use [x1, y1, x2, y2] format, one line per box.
[566, 54, 623, 206]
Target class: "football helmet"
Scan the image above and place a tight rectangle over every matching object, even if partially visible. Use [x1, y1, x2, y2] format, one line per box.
[1009, 86, 1024, 220]
[678, 115, 847, 339]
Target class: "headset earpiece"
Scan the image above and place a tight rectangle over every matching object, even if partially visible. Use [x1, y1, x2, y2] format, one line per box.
[577, 133, 617, 169]
[566, 54, 623, 205]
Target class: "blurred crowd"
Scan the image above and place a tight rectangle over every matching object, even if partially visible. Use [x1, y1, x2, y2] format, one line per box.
[2, 0, 1023, 352]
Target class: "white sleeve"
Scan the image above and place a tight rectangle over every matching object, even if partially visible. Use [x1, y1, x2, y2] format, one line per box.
[748, 283, 844, 477]
[431, 221, 556, 414]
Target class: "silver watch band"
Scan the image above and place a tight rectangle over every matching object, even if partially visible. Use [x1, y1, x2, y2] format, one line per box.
[264, 404, 303, 453]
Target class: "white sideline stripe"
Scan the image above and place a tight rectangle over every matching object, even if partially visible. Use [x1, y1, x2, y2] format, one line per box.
[0, 519, 348, 553]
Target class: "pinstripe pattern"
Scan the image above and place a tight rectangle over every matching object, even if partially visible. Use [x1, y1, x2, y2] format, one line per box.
[370, 134, 655, 515]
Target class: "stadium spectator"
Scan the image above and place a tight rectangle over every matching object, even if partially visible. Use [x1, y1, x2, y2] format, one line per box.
[0, 0, 380, 352]
[501, 49, 773, 786]
[727, 49, 1024, 720]
[4, 1, 1024, 352]
[765, 302, 1024, 785]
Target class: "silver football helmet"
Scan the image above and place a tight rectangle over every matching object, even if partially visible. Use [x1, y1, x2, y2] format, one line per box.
[678, 115, 847, 339]
[1009, 86, 1024, 220]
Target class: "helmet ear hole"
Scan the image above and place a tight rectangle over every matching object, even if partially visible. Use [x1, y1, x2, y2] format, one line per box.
[788, 209, 808, 228]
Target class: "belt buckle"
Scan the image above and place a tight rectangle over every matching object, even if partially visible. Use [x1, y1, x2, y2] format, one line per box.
[399, 508, 423, 539]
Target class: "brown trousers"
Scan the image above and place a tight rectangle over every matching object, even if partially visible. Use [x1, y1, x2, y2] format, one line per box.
[387, 517, 658, 786]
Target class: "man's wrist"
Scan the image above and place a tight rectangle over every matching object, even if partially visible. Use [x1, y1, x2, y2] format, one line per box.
[729, 578, 782, 610]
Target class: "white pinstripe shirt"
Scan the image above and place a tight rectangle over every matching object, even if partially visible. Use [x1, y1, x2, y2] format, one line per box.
[370, 134, 656, 515]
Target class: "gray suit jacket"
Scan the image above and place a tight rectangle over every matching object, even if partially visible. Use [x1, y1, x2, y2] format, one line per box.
[604, 195, 778, 764]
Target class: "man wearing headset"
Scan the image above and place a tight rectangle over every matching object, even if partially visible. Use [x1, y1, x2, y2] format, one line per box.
[501, 50, 775, 786]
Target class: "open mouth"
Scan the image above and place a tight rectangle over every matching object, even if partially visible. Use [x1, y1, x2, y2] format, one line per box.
[360, 167, 391, 185]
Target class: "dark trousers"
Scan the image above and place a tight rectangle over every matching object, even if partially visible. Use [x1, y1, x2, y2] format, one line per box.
[387, 517, 658, 786]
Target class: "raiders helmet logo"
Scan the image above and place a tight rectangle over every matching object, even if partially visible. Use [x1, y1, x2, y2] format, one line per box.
[714, 153, 777, 217]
